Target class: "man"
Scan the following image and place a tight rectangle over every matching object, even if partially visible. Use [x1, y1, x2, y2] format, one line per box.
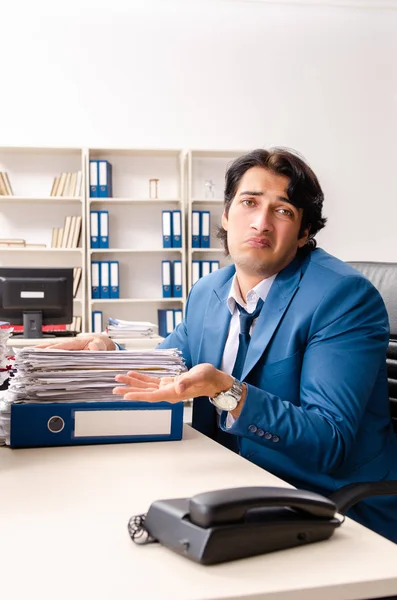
[45, 148, 397, 543]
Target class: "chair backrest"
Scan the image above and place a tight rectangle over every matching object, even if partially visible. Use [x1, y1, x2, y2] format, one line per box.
[347, 262, 397, 433]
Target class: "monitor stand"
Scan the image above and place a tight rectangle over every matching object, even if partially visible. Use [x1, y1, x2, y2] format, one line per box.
[11, 311, 55, 339]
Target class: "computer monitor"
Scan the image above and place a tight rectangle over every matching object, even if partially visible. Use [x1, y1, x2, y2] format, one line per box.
[0, 267, 73, 338]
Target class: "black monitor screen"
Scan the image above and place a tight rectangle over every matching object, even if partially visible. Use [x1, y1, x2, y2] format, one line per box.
[0, 267, 73, 338]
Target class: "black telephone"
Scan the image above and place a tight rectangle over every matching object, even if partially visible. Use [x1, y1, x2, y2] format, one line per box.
[128, 482, 397, 565]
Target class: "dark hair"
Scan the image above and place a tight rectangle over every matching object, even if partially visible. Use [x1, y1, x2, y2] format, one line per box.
[217, 147, 327, 255]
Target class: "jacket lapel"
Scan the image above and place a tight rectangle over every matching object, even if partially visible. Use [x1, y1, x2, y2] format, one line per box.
[197, 277, 233, 368]
[193, 275, 234, 439]
[241, 256, 304, 380]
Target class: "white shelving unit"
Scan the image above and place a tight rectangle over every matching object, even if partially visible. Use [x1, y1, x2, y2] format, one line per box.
[0, 146, 252, 338]
[187, 149, 247, 289]
[0, 146, 87, 331]
[86, 148, 187, 333]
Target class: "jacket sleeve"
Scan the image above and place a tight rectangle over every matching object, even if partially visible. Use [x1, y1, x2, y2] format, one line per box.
[221, 275, 390, 474]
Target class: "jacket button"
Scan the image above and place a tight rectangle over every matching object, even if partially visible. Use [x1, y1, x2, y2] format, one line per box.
[256, 429, 265, 437]
[248, 424, 258, 433]
[271, 435, 280, 443]
[264, 432, 272, 440]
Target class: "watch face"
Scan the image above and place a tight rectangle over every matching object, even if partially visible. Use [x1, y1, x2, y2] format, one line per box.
[212, 393, 238, 411]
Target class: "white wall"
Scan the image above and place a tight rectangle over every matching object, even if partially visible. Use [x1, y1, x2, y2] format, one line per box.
[1, 0, 397, 260]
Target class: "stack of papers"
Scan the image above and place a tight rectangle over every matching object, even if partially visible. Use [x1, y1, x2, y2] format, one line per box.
[106, 318, 158, 339]
[0, 326, 14, 442]
[0, 347, 186, 444]
[0, 325, 13, 386]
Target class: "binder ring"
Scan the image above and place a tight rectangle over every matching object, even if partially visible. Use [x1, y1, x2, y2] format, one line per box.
[47, 416, 65, 433]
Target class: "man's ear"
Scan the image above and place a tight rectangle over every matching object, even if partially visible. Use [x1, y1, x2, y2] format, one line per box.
[297, 226, 311, 248]
[221, 210, 228, 231]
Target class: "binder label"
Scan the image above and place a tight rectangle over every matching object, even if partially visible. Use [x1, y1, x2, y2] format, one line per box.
[74, 409, 172, 437]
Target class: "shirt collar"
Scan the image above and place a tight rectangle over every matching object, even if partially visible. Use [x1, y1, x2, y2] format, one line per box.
[227, 273, 277, 315]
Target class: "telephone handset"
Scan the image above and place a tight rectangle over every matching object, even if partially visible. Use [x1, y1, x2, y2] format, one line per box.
[129, 481, 397, 564]
[189, 486, 336, 527]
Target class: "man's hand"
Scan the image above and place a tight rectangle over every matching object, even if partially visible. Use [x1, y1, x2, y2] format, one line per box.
[36, 334, 116, 351]
[113, 363, 234, 403]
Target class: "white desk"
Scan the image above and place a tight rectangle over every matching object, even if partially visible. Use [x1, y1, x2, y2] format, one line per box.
[1, 426, 397, 600]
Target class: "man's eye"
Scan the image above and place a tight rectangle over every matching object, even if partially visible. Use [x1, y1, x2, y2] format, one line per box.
[277, 208, 294, 217]
[242, 199, 256, 207]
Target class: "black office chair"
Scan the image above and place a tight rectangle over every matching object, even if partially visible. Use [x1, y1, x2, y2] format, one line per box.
[347, 262, 397, 433]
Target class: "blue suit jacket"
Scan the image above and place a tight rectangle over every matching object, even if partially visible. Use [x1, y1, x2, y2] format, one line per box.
[159, 248, 397, 542]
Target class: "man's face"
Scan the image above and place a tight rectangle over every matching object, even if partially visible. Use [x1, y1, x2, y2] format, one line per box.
[222, 166, 309, 279]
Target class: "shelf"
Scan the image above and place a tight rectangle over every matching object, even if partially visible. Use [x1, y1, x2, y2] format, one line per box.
[88, 148, 182, 158]
[88, 198, 181, 205]
[0, 146, 82, 155]
[0, 196, 82, 203]
[191, 198, 223, 204]
[0, 248, 84, 252]
[89, 248, 183, 254]
[90, 298, 184, 304]
[191, 248, 224, 253]
[190, 149, 247, 158]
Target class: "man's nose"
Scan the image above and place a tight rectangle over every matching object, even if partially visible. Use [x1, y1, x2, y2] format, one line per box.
[250, 208, 274, 233]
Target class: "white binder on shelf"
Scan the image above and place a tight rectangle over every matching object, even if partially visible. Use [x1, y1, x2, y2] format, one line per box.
[162, 211, 172, 248]
[172, 210, 182, 248]
[210, 260, 220, 272]
[174, 309, 183, 328]
[201, 260, 211, 277]
[98, 160, 112, 198]
[192, 260, 201, 285]
[91, 261, 100, 299]
[192, 211, 200, 248]
[158, 309, 175, 337]
[89, 160, 99, 197]
[109, 261, 120, 299]
[99, 210, 109, 248]
[92, 310, 103, 333]
[100, 261, 110, 299]
[90, 211, 100, 248]
[200, 210, 210, 248]
[172, 260, 182, 298]
[161, 260, 172, 298]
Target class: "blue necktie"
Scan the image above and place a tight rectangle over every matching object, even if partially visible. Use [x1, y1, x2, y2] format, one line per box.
[214, 298, 264, 454]
[231, 298, 264, 380]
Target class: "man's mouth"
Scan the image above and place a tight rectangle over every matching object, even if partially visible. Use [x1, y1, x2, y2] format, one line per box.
[245, 237, 272, 248]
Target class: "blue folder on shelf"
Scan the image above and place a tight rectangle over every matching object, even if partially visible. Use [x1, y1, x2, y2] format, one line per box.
[99, 210, 109, 248]
[161, 260, 172, 298]
[100, 261, 110, 299]
[200, 210, 210, 248]
[90, 210, 100, 248]
[162, 210, 172, 248]
[92, 310, 103, 333]
[158, 309, 175, 338]
[172, 260, 183, 298]
[8, 401, 184, 448]
[89, 160, 99, 198]
[171, 210, 182, 248]
[91, 261, 101, 299]
[109, 260, 120, 299]
[192, 210, 200, 248]
[98, 160, 113, 198]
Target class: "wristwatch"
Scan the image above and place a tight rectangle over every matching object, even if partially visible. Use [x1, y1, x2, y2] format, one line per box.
[209, 378, 244, 411]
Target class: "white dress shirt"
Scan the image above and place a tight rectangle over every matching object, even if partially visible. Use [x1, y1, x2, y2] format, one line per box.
[219, 273, 277, 427]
